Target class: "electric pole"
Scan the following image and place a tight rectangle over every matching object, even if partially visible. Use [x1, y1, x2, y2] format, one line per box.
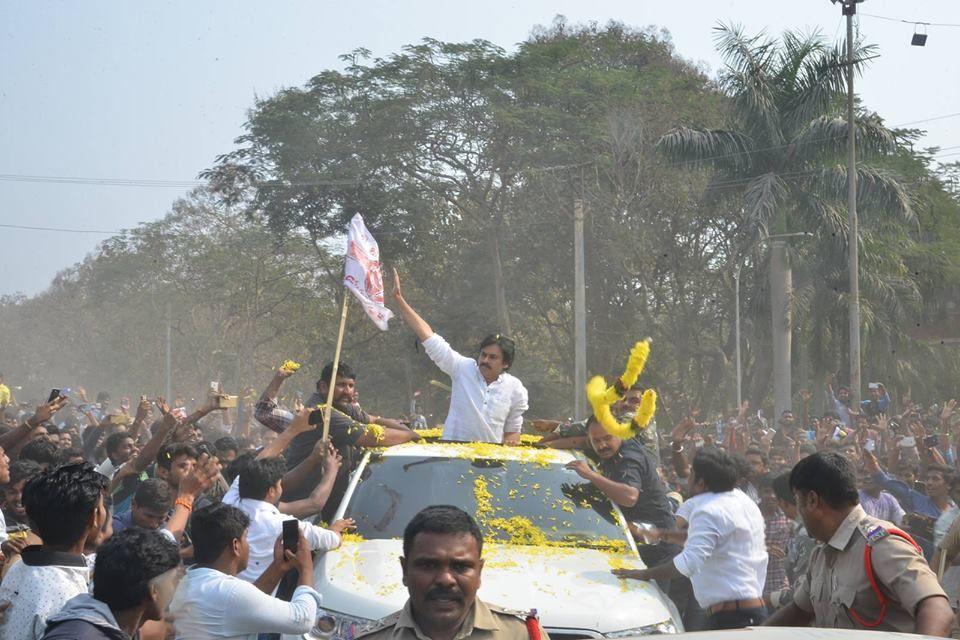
[165, 300, 172, 402]
[842, 0, 862, 407]
[573, 199, 587, 419]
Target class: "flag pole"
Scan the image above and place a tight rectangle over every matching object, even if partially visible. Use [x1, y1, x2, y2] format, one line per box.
[321, 293, 350, 442]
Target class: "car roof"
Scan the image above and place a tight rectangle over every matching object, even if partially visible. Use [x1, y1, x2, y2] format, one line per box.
[376, 440, 578, 465]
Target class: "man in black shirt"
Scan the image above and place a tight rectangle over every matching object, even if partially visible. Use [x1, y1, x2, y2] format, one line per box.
[256, 362, 419, 521]
[565, 418, 677, 566]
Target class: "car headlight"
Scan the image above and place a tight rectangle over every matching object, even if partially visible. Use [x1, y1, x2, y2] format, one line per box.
[604, 620, 680, 636]
[308, 610, 381, 640]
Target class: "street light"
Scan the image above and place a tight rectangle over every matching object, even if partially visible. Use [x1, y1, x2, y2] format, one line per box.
[734, 231, 813, 409]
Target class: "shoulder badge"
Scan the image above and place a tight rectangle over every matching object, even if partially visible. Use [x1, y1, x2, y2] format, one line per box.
[488, 604, 538, 622]
[859, 522, 890, 547]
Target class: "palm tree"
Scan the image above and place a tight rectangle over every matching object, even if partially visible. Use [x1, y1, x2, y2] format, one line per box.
[657, 25, 914, 414]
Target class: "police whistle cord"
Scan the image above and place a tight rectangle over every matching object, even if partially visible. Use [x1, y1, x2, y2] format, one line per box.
[848, 526, 922, 628]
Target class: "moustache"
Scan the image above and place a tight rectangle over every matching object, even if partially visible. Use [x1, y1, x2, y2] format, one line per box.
[426, 587, 463, 602]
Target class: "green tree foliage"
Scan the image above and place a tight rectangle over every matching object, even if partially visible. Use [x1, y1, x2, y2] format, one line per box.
[3, 20, 958, 421]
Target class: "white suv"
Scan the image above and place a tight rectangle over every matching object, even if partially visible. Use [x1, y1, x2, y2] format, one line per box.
[290, 441, 682, 639]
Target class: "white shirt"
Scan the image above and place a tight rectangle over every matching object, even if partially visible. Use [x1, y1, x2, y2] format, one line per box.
[0, 507, 7, 544]
[169, 566, 322, 640]
[0, 549, 92, 640]
[422, 333, 528, 443]
[673, 489, 768, 609]
[225, 495, 340, 584]
[935, 506, 960, 547]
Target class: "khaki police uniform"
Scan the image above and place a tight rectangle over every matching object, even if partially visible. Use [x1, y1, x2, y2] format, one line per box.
[793, 504, 947, 632]
[357, 598, 550, 640]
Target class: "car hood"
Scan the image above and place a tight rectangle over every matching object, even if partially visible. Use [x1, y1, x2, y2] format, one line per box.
[318, 539, 676, 634]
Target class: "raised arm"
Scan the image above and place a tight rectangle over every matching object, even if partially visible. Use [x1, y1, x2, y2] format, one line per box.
[391, 268, 434, 342]
[280, 442, 343, 519]
[0, 395, 69, 452]
[257, 407, 314, 460]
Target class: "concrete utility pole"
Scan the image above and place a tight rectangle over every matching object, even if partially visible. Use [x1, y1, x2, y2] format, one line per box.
[842, 0, 863, 407]
[769, 238, 793, 420]
[165, 300, 172, 402]
[573, 199, 587, 419]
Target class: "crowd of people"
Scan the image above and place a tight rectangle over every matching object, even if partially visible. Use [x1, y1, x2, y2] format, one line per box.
[1, 288, 960, 639]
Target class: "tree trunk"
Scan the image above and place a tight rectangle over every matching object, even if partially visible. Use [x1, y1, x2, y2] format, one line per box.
[489, 234, 513, 335]
[769, 239, 793, 418]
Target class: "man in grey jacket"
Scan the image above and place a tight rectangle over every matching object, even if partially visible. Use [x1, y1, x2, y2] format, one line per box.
[42, 528, 181, 640]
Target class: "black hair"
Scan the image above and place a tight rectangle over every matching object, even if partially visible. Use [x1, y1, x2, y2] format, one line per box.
[744, 447, 769, 467]
[8, 459, 43, 486]
[214, 436, 239, 455]
[925, 464, 956, 484]
[224, 452, 256, 486]
[104, 431, 134, 458]
[478, 334, 515, 368]
[771, 472, 794, 505]
[403, 505, 483, 558]
[156, 442, 198, 470]
[318, 362, 357, 388]
[190, 503, 250, 564]
[789, 452, 860, 509]
[133, 478, 173, 513]
[238, 457, 287, 501]
[690, 449, 739, 492]
[19, 439, 61, 467]
[22, 462, 107, 546]
[93, 528, 179, 610]
[59, 447, 86, 464]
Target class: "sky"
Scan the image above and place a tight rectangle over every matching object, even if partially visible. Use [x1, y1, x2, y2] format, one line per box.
[2, 0, 959, 296]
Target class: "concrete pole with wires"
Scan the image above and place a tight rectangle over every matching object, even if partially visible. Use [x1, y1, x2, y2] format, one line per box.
[842, 0, 863, 407]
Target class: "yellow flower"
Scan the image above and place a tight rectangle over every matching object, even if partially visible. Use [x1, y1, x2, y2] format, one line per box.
[280, 360, 301, 373]
[586, 339, 658, 440]
[366, 424, 386, 443]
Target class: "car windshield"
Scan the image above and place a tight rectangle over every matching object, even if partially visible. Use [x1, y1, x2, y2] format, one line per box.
[343, 453, 630, 551]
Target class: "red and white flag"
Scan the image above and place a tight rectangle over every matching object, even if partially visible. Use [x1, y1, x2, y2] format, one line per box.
[343, 213, 393, 331]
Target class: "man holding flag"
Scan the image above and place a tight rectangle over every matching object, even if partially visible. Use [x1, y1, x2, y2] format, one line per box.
[391, 269, 529, 445]
[255, 214, 418, 518]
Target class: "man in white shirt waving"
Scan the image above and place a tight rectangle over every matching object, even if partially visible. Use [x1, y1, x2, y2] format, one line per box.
[613, 448, 769, 630]
[392, 269, 528, 444]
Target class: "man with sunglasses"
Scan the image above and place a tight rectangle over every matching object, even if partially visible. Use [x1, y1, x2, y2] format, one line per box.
[392, 269, 528, 444]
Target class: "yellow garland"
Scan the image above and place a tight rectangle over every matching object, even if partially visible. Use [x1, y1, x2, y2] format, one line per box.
[366, 424, 386, 443]
[280, 359, 301, 373]
[586, 339, 657, 440]
[619, 341, 649, 390]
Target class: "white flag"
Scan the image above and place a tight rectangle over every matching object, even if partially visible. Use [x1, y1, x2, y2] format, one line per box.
[343, 214, 394, 331]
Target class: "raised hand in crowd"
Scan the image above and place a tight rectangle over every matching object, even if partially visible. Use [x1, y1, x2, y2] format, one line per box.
[318, 439, 342, 475]
[941, 399, 957, 428]
[165, 451, 222, 545]
[0, 393, 70, 453]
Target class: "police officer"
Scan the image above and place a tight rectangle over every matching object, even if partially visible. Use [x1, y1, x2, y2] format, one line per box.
[764, 452, 954, 636]
[357, 506, 549, 640]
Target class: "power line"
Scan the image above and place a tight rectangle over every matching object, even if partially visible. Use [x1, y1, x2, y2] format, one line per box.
[0, 222, 123, 235]
[860, 12, 960, 28]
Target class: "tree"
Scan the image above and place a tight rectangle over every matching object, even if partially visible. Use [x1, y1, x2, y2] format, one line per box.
[656, 25, 913, 414]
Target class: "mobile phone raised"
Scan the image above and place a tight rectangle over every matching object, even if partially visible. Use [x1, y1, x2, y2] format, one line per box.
[282, 519, 299, 554]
